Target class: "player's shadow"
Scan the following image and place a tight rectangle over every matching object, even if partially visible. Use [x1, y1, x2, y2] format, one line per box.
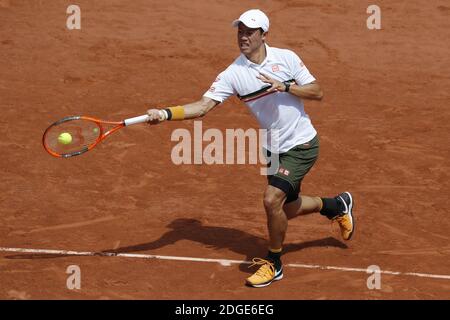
[101, 218, 348, 274]
[4, 218, 347, 274]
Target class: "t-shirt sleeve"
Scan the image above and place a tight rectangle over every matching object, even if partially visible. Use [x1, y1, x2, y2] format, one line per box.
[287, 51, 316, 85]
[203, 69, 236, 103]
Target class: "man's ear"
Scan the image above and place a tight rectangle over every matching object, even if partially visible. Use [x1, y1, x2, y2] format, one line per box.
[262, 31, 268, 41]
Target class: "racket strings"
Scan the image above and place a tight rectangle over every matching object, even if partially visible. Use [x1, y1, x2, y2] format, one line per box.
[44, 119, 102, 155]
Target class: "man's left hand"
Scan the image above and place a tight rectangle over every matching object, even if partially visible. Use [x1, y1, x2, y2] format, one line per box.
[257, 73, 286, 92]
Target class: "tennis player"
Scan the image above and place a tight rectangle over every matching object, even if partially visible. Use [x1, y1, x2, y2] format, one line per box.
[146, 9, 355, 288]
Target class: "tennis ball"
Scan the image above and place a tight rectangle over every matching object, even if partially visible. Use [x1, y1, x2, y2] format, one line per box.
[93, 127, 99, 134]
[58, 132, 72, 145]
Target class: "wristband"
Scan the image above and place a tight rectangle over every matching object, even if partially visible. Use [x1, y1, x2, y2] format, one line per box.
[164, 106, 185, 120]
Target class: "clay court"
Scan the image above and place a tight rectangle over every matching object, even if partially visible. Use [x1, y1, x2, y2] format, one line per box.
[1, 0, 449, 300]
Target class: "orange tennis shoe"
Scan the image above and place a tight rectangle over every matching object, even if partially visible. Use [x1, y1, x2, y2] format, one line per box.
[245, 258, 283, 288]
[332, 192, 355, 240]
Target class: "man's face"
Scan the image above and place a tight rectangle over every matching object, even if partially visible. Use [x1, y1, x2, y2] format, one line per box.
[237, 22, 266, 55]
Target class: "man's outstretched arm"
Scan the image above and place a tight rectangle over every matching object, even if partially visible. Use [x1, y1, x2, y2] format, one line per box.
[146, 96, 220, 123]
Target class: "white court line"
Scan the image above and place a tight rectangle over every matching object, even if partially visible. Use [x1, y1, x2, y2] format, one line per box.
[1, 247, 450, 280]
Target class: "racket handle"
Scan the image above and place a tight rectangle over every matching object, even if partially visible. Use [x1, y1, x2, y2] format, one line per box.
[124, 114, 150, 126]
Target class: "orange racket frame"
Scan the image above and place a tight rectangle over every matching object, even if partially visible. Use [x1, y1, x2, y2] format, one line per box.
[42, 114, 149, 158]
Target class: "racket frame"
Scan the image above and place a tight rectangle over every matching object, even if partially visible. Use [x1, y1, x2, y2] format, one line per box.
[43, 114, 148, 158]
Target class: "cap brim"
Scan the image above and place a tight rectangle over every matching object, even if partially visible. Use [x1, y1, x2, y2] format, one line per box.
[231, 19, 267, 31]
[232, 18, 261, 29]
[232, 19, 241, 27]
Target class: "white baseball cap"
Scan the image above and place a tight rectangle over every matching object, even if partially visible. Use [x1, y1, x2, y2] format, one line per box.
[232, 9, 270, 32]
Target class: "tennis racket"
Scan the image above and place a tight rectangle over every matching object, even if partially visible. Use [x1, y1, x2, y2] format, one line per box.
[42, 114, 150, 158]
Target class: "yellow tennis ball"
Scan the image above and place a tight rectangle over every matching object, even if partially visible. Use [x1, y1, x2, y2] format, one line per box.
[58, 132, 72, 145]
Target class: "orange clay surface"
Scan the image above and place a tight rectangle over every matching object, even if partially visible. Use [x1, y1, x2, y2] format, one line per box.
[0, 0, 449, 299]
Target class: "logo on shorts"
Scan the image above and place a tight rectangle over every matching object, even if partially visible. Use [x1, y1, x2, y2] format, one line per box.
[214, 76, 221, 82]
[272, 65, 280, 72]
[278, 167, 290, 176]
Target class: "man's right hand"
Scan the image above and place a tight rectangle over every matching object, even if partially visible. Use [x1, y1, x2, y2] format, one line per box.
[146, 109, 166, 125]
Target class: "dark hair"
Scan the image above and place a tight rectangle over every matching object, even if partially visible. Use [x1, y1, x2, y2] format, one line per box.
[259, 28, 264, 34]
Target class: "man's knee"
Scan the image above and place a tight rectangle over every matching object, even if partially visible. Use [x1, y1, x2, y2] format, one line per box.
[263, 187, 286, 212]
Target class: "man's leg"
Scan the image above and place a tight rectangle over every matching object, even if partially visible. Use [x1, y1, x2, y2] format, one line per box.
[245, 185, 286, 288]
[247, 136, 321, 288]
[283, 192, 355, 241]
[283, 195, 323, 220]
[263, 185, 288, 249]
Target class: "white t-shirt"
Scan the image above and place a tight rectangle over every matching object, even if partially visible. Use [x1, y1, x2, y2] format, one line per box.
[203, 44, 317, 153]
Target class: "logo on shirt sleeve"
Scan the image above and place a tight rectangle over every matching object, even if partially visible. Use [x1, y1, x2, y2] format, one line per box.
[209, 86, 216, 92]
[272, 65, 280, 72]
